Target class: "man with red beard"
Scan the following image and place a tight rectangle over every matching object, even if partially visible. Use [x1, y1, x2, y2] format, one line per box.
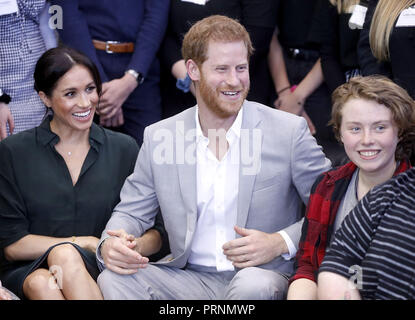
[96, 15, 331, 300]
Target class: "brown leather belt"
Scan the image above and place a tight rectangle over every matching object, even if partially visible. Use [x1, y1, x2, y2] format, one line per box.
[92, 39, 134, 54]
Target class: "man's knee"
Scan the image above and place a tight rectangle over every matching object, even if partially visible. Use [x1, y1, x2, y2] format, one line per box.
[97, 268, 150, 300]
[225, 267, 288, 300]
[97, 269, 120, 296]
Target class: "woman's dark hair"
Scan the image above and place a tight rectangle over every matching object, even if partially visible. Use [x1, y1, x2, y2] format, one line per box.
[34, 46, 102, 97]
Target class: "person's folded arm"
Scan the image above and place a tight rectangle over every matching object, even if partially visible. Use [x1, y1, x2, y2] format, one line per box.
[317, 196, 374, 299]
[4, 234, 99, 261]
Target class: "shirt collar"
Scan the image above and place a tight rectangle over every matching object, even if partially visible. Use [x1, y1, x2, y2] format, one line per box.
[36, 115, 105, 150]
[195, 106, 243, 144]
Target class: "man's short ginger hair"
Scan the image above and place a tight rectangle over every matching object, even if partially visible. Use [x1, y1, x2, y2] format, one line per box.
[330, 75, 415, 161]
[182, 15, 254, 66]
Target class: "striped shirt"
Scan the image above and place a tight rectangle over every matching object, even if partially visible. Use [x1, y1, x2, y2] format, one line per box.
[319, 167, 415, 300]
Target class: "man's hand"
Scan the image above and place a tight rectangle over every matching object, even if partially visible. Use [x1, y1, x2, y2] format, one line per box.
[274, 90, 304, 116]
[100, 106, 124, 128]
[222, 226, 288, 268]
[100, 229, 149, 275]
[97, 74, 137, 121]
[0, 102, 14, 140]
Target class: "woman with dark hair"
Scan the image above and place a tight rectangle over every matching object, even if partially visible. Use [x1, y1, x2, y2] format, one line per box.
[0, 47, 165, 300]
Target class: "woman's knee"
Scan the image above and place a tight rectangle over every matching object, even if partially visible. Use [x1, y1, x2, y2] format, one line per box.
[47, 243, 83, 269]
[23, 268, 55, 298]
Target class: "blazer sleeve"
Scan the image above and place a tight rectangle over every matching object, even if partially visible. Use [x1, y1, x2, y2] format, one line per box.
[51, 0, 109, 82]
[282, 118, 331, 249]
[101, 127, 159, 241]
[126, 0, 170, 77]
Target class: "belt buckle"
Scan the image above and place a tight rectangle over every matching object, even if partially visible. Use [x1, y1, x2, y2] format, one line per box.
[105, 40, 119, 54]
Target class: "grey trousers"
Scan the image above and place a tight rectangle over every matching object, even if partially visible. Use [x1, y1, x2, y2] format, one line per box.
[97, 264, 288, 300]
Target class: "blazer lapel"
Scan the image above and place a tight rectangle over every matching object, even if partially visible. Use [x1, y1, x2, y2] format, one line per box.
[236, 102, 262, 230]
[176, 107, 198, 250]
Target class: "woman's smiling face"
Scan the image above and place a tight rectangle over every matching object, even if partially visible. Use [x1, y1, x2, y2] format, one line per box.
[41, 64, 99, 133]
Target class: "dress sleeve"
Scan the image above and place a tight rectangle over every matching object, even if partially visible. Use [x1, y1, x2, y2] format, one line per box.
[0, 143, 29, 249]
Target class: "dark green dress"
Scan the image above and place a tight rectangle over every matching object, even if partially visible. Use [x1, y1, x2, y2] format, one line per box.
[0, 116, 139, 298]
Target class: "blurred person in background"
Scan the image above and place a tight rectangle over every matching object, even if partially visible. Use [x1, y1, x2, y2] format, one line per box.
[268, 0, 345, 166]
[52, 0, 170, 146]
[0, 0, 57, 140]
[159, 0, 278, 119]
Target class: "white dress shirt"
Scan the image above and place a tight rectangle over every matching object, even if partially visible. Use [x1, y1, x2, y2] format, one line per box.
[187, 106, 297, 271]
[188, 107, 243, 271]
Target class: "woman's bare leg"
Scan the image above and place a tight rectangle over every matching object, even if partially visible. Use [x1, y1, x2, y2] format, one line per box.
[23, 268, 65, 300]
[47, 244, 103, 300]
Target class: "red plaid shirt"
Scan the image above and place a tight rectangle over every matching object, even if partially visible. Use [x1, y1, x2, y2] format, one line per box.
[290, 160, 411, 283]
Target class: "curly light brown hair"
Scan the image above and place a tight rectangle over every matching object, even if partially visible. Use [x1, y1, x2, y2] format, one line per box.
[330, 75, 415, 161]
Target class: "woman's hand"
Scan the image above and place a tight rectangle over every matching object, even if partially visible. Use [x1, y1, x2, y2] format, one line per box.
[274, 90, 305, 115]
[0, 102, 14, 140]
[74, 236, 100, 253]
